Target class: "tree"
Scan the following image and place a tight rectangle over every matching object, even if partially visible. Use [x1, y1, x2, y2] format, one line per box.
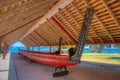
[114, 44, 120, 48]
[89, 45, 95, 53]
[89, 44, 107, 53]
[96, 44, 104, 53]
[0, 43, 3, 53]
[114, 44, 120, 53]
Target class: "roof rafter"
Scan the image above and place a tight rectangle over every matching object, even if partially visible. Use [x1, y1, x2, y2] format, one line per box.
[20, 0, 74, 41]
[102, 0, 120, 29]
[0, 15, 43, 38]
[21, 40, 30, 47]
[51, 16, 77, 44]
[58, 9, 78, 36]
[64, 7, 95, 43]
[34, 30, 50, 45]
[28, 35, 39, 46]
[47, 19, 70, 45]
[83, 0, 114, 42]
[29, 33, 40, 45]
[43, 23, 59, 45]
[71, 2, 103, 43]
[30, 33, 41, 45]
[24, 38, 33, 46]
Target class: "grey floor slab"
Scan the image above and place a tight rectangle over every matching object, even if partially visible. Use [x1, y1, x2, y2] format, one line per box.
[0, 54, 9, 80]
[12, 53, 120, 80]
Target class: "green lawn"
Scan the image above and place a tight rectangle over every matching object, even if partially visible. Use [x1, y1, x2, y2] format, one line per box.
[81, 53, 120, 64]
[0, 53, 2, 57]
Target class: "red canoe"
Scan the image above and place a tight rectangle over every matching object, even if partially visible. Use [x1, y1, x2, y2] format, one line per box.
[19, 51, 78, 66]
[19, 51, 69, 60]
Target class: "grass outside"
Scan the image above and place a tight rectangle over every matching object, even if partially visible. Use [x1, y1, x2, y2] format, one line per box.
[0, 53, 2, 57]
[81, 53, 120, 65]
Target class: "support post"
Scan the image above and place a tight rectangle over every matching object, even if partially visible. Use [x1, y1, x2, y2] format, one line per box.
[27, 47, 29, 51]
[55, 37, 62, 55]
[31, 46, 33, 51]
[32, 46, 34, 51]
[58, 37, 62, 53]
[3, 43, 9, 59]
[71, 7, 94, 62]
[39, 46, 41, 52]
[50, 46, 51, 53]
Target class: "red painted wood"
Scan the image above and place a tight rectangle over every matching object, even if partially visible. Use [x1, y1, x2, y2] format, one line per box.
[3, 44, 9, 59]
[86, 40, 120, 44]
[20, 51, 78, 66]
[34, 30, 50, 45]
[20, 51, 68, 60]
[0, 15, 43, 38]
[51, 17, 77, 44]
[50, 46, 51, 53]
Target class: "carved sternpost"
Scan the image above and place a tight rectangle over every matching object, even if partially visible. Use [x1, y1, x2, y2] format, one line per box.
[71, 7, 94, 62]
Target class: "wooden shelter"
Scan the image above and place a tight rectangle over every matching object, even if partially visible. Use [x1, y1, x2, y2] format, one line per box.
[0, 0, 120, 47]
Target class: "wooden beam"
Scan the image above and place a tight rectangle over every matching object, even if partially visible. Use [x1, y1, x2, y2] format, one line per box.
[43, 23, 59, 45]
[30, 33, 41, 45]
[46, 21, 61, 41]
[51, 16, 77, 44]
[47, 19, 70, 45]
[34, 30, 50, 45]
[20, 0, 74, 40]
[64, 7, 95, 43]
[21, 40, 30, 47]
[87, 40, 120, 44]
[102, 0, 120, 29]
[29, 34, 40, 46]
[83, 0, 114, 42]
[71, 2, 103, 43]
[58, 9, 78, 36]
[0, 0, 48, 19]
[48, 19, 69, 45]
[24, 38, 34, 46]
[87, 36, 94, 43]
[95, 14, 114, 42]
[0, 15, 43, 38]
[28, 35, 39, 46]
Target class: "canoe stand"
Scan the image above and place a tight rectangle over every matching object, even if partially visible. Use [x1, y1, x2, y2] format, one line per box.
[53, 66, 68, 77]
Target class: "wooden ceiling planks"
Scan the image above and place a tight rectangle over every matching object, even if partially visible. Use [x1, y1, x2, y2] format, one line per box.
[20, 0, 73, 41]
[0, 0, 57, 36]
[0, 0, 58, 45]
[1, 0, 120, 46]
[21, 39, 30, 47]
[22, 0, 120, 46]
[34, 30, 50, 46]
[2, 19, 37, 45]
[25, 36, 37, 46]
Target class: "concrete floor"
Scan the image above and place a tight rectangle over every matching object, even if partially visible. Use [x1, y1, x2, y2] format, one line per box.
[1, 53, 120, 80]
[0, 54, 9, 80]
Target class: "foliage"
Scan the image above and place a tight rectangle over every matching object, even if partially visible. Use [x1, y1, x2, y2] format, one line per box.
[0, 53, 2, 57]
[89, 45, 95, 53]
[89, 44, 117, 53]
[0, 43, 3, 53]
[89, 44, 105, 53]
[114, 44, 120, 48]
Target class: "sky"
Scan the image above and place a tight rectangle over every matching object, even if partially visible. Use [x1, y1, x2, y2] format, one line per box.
[11, 41, 26, 47]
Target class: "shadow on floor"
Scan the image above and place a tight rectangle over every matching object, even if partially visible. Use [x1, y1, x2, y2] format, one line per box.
[8, 53, 17, 80]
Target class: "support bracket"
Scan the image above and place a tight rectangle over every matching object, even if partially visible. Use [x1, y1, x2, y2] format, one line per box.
[53, 66, 68, 77]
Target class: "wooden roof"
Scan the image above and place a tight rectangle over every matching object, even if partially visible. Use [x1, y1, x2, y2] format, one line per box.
[0, 0, 120, 47]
